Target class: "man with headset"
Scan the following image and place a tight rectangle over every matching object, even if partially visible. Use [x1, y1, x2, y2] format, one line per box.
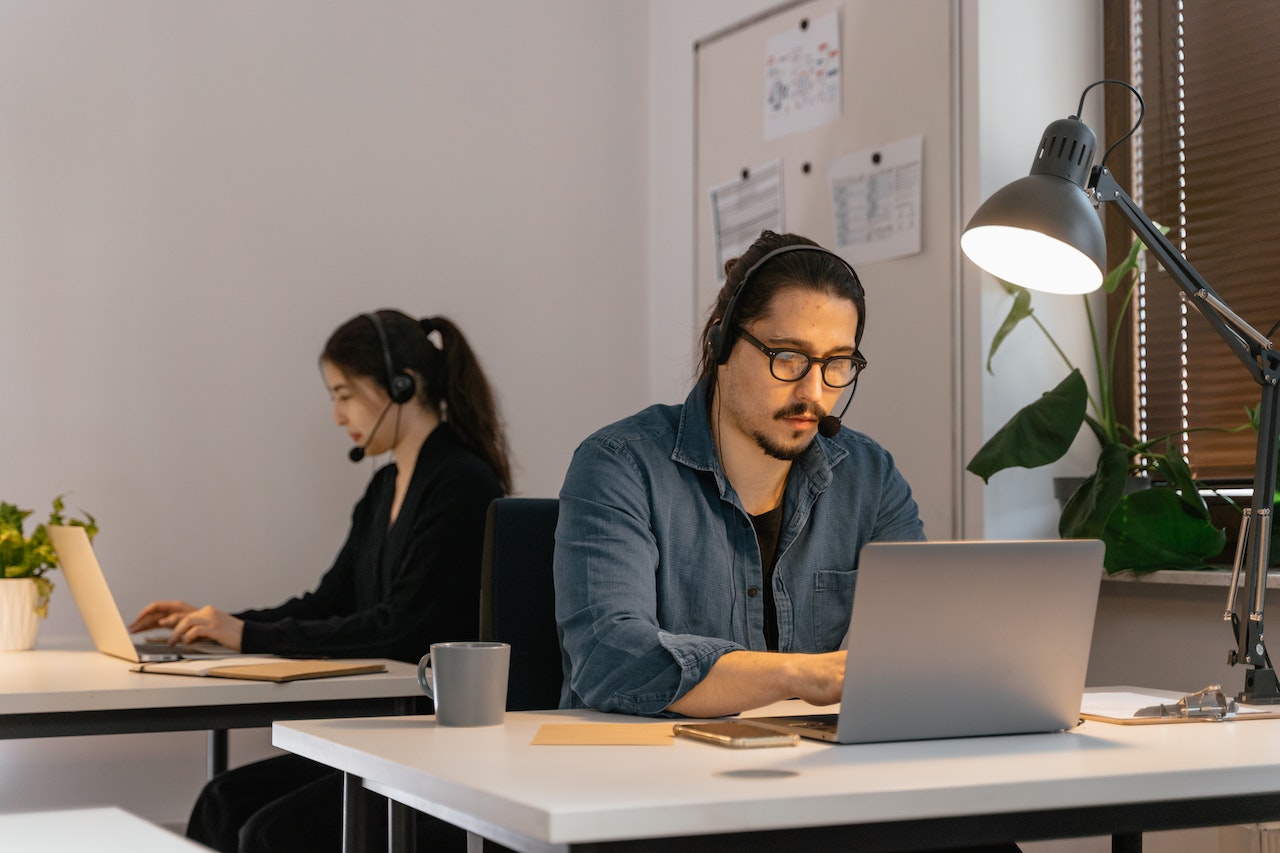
[554, 229, 925, 720]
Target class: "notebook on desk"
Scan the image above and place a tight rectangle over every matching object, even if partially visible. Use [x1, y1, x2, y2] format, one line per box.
[749, 539, 1104, 744]
[48, 525, 241, 663]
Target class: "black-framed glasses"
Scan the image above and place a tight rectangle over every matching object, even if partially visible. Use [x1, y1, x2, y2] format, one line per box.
[735, 327, 866, 387]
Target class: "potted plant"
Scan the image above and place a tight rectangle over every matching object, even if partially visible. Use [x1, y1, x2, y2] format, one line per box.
[968, 232, 1229, 573]
[0, 495, 97, 650]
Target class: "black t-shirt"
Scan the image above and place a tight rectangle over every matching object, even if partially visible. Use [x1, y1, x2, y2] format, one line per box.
[750, 504, 784, 651]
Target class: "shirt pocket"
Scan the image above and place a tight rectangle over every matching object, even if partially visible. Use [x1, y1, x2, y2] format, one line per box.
[811, 568, 858, 651]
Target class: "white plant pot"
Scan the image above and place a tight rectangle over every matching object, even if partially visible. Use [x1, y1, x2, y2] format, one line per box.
[0, 577, 41, 651]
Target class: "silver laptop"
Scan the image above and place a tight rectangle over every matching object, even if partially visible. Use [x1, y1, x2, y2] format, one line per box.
[750, 539, 1103, 744]
[48, 525, 237, 662]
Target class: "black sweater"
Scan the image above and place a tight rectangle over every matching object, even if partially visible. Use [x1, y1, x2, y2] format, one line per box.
[237, 425, 504, 663]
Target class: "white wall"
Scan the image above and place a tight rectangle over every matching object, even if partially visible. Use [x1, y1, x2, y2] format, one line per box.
[965, 0, 1106, 540]
[0, 0, 648, 826]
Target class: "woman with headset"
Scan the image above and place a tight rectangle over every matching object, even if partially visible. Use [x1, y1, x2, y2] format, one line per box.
[131, 309, 511, 853]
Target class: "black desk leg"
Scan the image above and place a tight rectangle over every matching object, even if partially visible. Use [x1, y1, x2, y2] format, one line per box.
[207, 729, 228, 779]
[389, 800, 416, 853]
[1113, 831, 1142, 852]
[342, 772, 381, 853]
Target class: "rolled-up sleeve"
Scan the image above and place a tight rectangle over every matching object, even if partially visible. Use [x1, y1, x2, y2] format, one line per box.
[554, 435, 740, 716]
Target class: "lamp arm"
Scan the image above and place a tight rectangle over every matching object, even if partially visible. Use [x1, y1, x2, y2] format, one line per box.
[1092, 166, 1280, 703]
[1091, 168, 1269, 380]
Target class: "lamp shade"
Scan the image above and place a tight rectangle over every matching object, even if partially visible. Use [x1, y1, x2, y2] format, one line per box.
[961, 115, 1108, 295]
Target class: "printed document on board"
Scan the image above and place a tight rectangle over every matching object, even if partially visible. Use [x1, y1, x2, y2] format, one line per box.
[829, 135, 923, 265]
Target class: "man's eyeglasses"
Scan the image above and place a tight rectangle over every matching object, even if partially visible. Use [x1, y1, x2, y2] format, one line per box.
[735, 327, 866, 388]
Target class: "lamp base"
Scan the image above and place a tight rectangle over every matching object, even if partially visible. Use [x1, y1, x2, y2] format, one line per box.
[1240, 667, 1280, 705]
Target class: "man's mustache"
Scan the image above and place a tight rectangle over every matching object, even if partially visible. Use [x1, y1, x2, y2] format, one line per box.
[773, 402, 827, 421]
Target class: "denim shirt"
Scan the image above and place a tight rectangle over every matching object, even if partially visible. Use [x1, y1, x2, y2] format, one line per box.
[554, 378, 925, 715]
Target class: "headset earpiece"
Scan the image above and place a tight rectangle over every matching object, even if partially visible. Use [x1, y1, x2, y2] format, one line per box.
[707, 320, 730, 365]
[366, 312, 417, 405]
[387, 372, 416, 405]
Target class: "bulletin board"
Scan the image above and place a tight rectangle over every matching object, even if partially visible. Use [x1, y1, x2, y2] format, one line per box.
[694, 0, 963, 538]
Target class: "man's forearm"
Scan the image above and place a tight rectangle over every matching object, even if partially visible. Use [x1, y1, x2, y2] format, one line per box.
[666, 649, 846, 718]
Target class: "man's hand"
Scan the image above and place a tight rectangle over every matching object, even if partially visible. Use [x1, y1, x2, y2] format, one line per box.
[785, 650, 847, 706]
[666, 650, 847, 718]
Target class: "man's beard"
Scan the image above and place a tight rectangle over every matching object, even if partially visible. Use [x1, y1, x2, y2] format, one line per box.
[751, 402, 825, 461]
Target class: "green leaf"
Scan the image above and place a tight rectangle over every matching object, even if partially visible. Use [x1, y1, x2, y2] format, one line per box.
[32, 576, 53, 619]
[1152, 453, 1209, 518]
[1101, 488, 1227, 572]
[0, 496, 96, 584]
[1082, 413, 1111, 449]
[986, 284, 1034, 373]
[1101, 226, 1170, 294]
[1059, 443, 1131, 539]
[1101, 237, 1144, 295]
[966, 370, 1088, 483]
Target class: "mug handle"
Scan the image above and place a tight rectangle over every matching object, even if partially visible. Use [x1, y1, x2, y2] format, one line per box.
[416, 652, 434, 699]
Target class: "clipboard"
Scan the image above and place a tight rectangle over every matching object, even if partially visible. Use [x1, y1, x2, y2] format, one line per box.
[1081, 686, 1280, 725]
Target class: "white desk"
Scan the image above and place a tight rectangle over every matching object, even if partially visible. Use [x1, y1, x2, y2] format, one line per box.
[0, 806, 210, 852]
[274, 698, 1280, 853]
[0, 649, 424, 775]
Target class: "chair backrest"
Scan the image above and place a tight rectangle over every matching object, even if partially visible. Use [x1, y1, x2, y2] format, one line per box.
[479, 497, 563, 711]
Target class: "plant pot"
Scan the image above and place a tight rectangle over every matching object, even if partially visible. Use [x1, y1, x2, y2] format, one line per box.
[0, 577, 41, 651]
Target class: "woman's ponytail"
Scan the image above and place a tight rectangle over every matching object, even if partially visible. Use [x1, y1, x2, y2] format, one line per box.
[422, 316, 512, 493]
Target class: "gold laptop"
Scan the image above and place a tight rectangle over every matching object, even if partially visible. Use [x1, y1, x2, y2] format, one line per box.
[47, 525, 237, 662]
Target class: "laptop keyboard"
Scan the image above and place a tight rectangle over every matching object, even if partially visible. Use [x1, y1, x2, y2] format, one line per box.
[753, 714, 839, 734]
[134, 640, 232, 657]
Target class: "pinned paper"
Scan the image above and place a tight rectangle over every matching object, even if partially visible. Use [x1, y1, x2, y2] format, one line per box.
[763, 12, 841, 140]
[829, 135, 923, 265]
[709, 161, 783, 281]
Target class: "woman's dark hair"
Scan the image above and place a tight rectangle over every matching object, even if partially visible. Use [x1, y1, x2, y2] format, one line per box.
[696, 230, 866, 384]
[322, 309, 513, 492]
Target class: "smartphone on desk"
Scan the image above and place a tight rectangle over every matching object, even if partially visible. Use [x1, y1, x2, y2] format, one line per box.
[672, 721, 799, 748]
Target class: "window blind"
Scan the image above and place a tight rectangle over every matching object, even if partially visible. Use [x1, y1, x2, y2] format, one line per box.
[1105, 0, 1280, 482]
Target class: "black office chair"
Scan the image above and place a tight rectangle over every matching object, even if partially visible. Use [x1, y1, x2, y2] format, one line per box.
[479, 497, 564, 711]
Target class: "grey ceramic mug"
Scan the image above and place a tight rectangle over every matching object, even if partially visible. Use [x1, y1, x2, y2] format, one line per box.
[416, 641, 510, 727]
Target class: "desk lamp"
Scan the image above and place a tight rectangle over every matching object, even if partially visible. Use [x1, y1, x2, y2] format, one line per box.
[961, 79, 1280, 704]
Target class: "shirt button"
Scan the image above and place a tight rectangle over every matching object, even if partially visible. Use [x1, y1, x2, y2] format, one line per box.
[747, 586, 760, 597]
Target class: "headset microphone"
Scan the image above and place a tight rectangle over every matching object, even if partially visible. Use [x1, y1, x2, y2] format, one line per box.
[347, 399, 395, 463]
[817, 379, 860, 438]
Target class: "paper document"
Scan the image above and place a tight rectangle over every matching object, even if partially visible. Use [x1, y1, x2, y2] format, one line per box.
[709, 161, 783, 281]
[131, 657, 387, 682]
[763, 11, 841, 140]
[531, 723, 675, 746]
[828, 135, 923, 265]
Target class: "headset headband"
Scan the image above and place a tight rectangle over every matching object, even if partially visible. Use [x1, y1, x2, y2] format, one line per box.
[708, 244, 864, 365]
[365, 312, 416, 404]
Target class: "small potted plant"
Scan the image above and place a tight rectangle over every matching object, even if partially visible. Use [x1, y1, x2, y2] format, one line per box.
[0, 495, 97, 650]
[968, 232, 1230, 573]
